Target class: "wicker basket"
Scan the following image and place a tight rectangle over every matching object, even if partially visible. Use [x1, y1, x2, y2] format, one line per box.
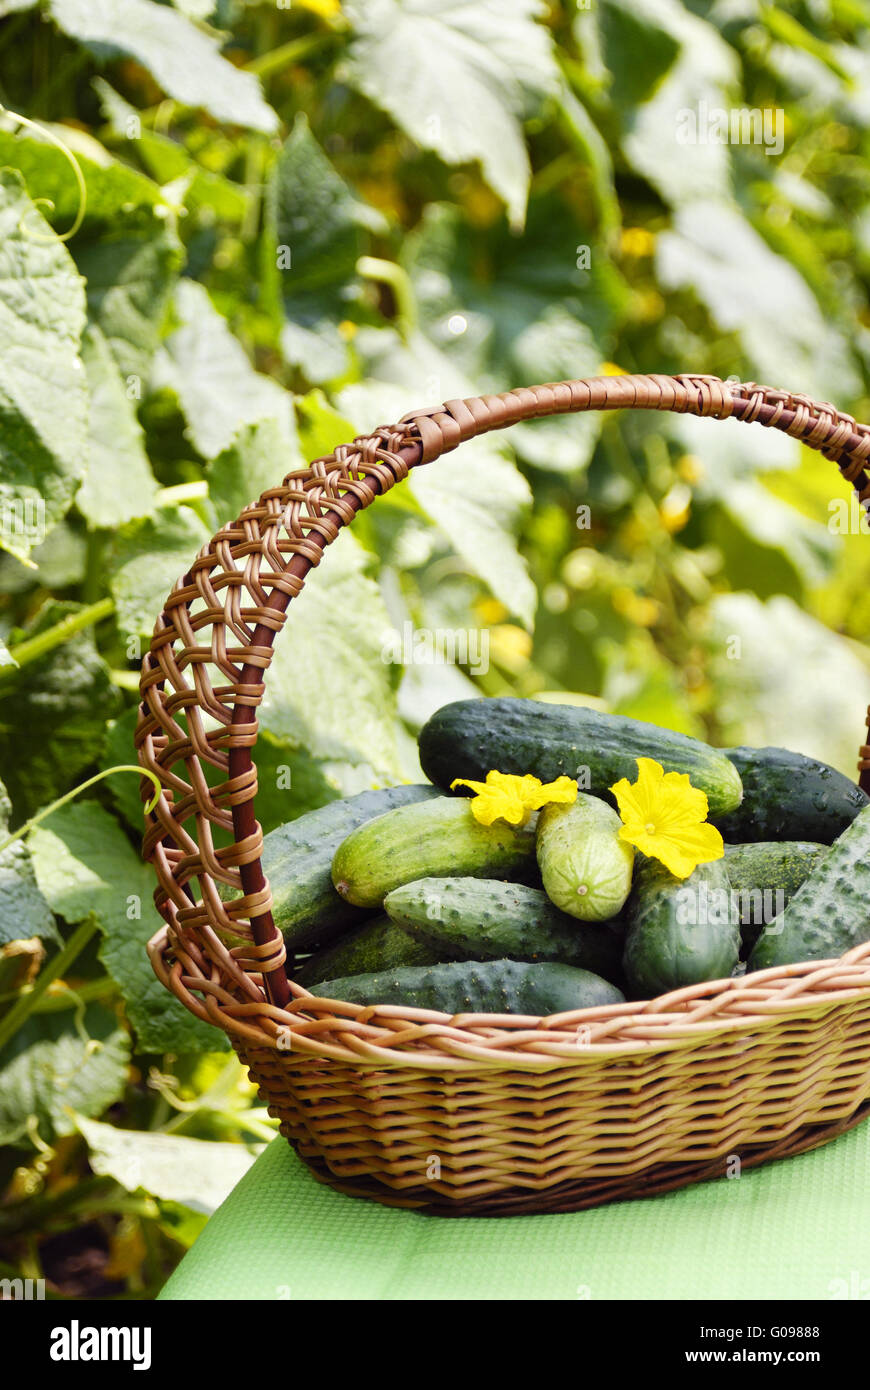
[138, 373, 870, 1216]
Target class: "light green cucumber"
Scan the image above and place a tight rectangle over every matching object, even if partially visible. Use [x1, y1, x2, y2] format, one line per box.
[623, 855, 740, 998]
[384, 877, 625, 983]
[536, 794, 634, 921]
[331, 796, 537, 908]
[310, 958, 625, 1015]
[749, 803, 870, 970]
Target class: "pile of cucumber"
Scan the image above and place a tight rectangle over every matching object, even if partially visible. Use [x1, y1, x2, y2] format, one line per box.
[247, 698, 870, 1017]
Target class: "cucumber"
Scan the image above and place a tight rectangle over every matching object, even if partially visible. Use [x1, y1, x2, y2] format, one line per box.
[713, 746, 867, 844]
[294, 915, 445, 987]
[536, 793, 634, 921]
[418, 697, 743, 816]
[310, 958, 625, 1015]
[724, 841, 826, 951]
[623, 855, 740, 999]
[384, 877, 625, 983]
[332, 796, 537, 908]
[259, 784, 440, 952]
[749, 803, 870, 971]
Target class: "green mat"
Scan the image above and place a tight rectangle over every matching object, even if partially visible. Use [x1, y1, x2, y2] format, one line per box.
[160, 1121, 870, 1300]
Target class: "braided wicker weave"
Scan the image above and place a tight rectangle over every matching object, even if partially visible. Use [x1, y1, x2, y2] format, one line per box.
[138, 373, 870, 1214]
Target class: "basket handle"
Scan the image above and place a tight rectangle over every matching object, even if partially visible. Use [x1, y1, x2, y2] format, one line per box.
[137, 373, 870, 1010]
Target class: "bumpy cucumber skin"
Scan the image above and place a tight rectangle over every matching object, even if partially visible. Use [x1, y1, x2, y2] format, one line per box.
[311, 957, 625, 1015]
[749, 803, 870, 970]
[724, 841, 826, 951]
[418, 697, 744, 816]
[294, 915, 445, 987]
[536, 794, 634, 922]
[384, 877, 625, 983]
[332, 796, 537, 908]
[713, 746, 867, 844]
[623, 855, 740, 999]
[262, 784, 440, 951]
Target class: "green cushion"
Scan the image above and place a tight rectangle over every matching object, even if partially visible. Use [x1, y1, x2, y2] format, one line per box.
[160, 1121, 870, 1300]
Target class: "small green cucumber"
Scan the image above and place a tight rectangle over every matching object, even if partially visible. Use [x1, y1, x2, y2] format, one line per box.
[623, 855, 740, 998]
[749, 803, 870, 970]
[418, 697, 744, 816]
[310, 958, 625, 1015]
[713, 746, 867, 844]
[536, 794, 634, 921]
[294, 915, 445, 987]
[331, 796, 537, 908]
[258, 784, 440, 952]
[724, 841, 826, 951]
[384, 877, 625, 983]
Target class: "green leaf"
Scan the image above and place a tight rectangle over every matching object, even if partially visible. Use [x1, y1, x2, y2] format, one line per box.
[657, 201, 860, 401]
[75, 227, 183, 385]
[0, 776, 58, 947]
[707, 592, 870, 777]
[708, 479, 837, 601]
[101, 708, 144, 832]
[155, 280, 298, 460]
[206, 418, 296, 529]
[75, 1115, 262, 1214]
[0, 170, 88, 562]
[0, 1003, 130, 1146]
[48, 0, 278, 133]
[29, 802, 226, 1054]
[108, 504, 211, 642]
[260, 530, 402, 777]
[78, 324, 159, 529]
[341, 0, 560, 227]
[0, 600, 121, 821]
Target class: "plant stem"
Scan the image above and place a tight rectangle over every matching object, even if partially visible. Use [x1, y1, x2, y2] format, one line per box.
[155, 481, 209, 507]
[357, 256, 418, 337]
[0, 918, 98, 1055]
[244, 30, 336, 79]
[1, 597, 114, 676]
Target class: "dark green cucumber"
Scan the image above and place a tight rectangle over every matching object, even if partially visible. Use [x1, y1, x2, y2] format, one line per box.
[310, 958, 625, 1015]
[713, 746, 867, 844]
[294, 915, 445, 987]
[623, 855, 740, 999]
[536, 793, 634, 921]
[383, 877, 625, 983]
[724, 841, 826, 951]
[749, 803, 870, 971]
[259, 784, 440, 952]
[419, 698, 743, 816]
[332, 796, 536, 908]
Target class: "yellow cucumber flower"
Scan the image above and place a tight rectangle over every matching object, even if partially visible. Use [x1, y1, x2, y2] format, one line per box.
[610, 756, 724, 879]
[451, 770, 578, 827]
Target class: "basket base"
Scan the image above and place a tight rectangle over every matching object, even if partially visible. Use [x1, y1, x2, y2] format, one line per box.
[285, 1100, 870, 1217]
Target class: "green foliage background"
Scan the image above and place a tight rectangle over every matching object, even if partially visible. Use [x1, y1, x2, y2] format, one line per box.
[2, 0, 870, 1295]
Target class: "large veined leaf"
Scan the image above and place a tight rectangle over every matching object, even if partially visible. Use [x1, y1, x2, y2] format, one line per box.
[76, 1116, 262, 1215]
[206, 419, 296, 529]
[75, 228, 183, 385]
[260, 530, 402, 778]
[108, 504, 211, 641]
[48, 0, 278, 133]
[338, 338, 536, 627]
[77, 323, 159, 529]
[30, 802, 226, 1053]
[707, 592, 870, 776]
[0, 1003, 130, 1146]
[0, 171, 88, 562]
[0, 601, 121, 820]
[0, 775, 57, 947]
[657, 201, 860, 401]
[402, 201, 627, 472]
[0, 125, 166, 232]
[341, 0, 561, 227]
[154, 280, 298, 460]
[596, 0, 739, 207]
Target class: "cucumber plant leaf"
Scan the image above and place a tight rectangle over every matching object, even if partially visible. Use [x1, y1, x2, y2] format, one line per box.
[108, 504, 211, 643]
[77, 323, 159, 529]
[75, 226, 183, 385]
[0, 775, 58, 947]
[29, 802, 227, 1054]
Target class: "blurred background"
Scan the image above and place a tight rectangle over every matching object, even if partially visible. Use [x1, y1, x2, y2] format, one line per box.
[2, 0, 870, 1296]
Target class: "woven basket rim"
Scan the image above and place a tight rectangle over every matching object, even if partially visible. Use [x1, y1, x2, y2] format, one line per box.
[137, 372, 870, 1071]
